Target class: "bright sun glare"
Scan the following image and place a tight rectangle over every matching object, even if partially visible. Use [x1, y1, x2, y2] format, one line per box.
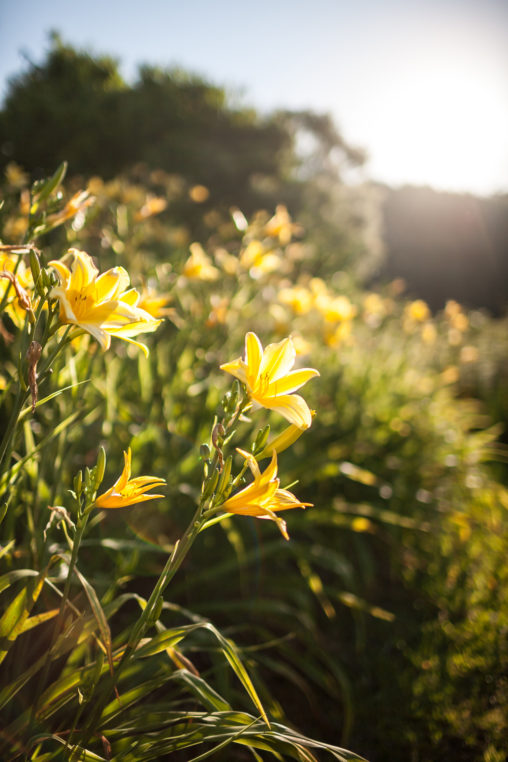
[366, 51, 508, 194]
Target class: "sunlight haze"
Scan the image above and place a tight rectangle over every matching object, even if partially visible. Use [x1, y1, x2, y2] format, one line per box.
[0, 0, 507, 195]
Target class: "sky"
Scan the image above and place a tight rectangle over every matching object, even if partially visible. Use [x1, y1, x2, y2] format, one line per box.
[0, 0, 507, 196]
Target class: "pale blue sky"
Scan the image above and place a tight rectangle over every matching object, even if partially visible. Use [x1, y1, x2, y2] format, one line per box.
[1, 0, 507, 195]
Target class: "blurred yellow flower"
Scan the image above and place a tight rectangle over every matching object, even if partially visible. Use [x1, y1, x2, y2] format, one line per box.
[421, 322, 437, 345]
[220, 332, 319, 429]
[137, 286, 173, 319]
[317, 294, 356, 323]
[206, 295, 228, 327]
[183, 242, 219, 281]
[405, 299, 430, 323]
[95, 448, 166, 509]
[5, 162, 28, 189]
[49, 249, 161, 355]
[189, 184, 210, 203]
[220, 449, 311, 540]
[264, 205, 301, 246]
[363, 292, 387, 326]
[45, 190, 94, 229]
[0, 251, 33, 325]
[441, 365, 460, 385]
[460, 345, 479, 363]
[279, 285, 313, 315]
[134, 195, 167, 221]
[240, 240, 281, 277]
[214, 247, 239, 275]
[325, 321, 353, 348]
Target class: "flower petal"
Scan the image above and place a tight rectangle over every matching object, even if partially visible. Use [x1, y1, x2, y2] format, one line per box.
[95, 267, 131, 302]
[260, 393, 312, 429]
[244, 332, 263, 384]
[259, 337, 295, 382]
[219, 358, 248, 385]
[266, 367, 320, 396]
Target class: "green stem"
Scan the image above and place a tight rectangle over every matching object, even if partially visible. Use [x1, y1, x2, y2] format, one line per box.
[75, 504, 203, 752]
[0, 387, 29, 475]
[27, 500, 92, 760]
[0, 325, 72, 477]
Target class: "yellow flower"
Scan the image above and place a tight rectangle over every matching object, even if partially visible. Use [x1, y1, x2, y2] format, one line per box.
[278, 285, 313, 315]
[257, 412, 315, 460]
[45, 190, 94, 229]
[95, 448, 166, 509]
[405, 299, 430, 323]
[0, 251, 34, 325]
[134, 195, 167, 221]
[220, 449, 311, 540]
[220, 332, 319, 429]
[183, 243, 219, 281]
[316, 294, 356, 323]
[49, 249, 161, 355]
[264, 205, 301, 246]
[137, 286, 173, 319]
[188, 184, 210, 203]
[240, 240, 281, 277]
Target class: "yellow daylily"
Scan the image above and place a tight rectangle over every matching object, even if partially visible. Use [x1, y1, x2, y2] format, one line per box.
[49, 249, 161, 355]
[0, 251, 34, 326]
[45, 190, 95, 229]
[220, 449, 311, 540]
[134, 195, 167, 221]
[240, 240, 281, 277]
[95, 448, 166, 509]
[220, 332, 319, 429]
[183, 242, 219, 281]
[264, 205, 302, 246]
[137, 286, 174, 319]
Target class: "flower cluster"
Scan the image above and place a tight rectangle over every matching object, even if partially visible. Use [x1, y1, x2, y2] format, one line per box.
[218, 331, 319, 538]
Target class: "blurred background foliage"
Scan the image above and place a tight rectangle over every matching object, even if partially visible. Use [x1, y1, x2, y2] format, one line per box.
[0, 34, 507, 762]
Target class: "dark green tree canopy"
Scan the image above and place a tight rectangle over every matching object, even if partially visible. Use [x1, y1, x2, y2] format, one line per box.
[0, 34, 363, 216]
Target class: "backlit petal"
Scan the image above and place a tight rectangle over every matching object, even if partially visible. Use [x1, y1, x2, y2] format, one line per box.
[96, 267, 131, 301]
[245, 332, 263, 384]
[260, 393, 312, 429]
[266, 368, 320, 396]
[259, 337, 296, 382]
[219, 358, 248, 385]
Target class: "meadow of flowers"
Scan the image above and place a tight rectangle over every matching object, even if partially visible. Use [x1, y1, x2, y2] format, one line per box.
[0, 163, 506, 761]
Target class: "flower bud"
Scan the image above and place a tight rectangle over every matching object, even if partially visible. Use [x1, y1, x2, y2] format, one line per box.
[215, 455, 232, 500]
[95, 446, 106, 489]
[253, 425, 270, 455]
[200, 443, 211, 460]
[29, 249, 44, 296]
[73, 470, 83, 495]
[201, 469, 219, 500]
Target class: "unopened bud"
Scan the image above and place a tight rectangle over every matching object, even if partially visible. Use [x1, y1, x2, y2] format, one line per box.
[29, 249, 43, 295]
[253, 425, 270, 455]
[212, 423, 225, 450]
[26, 341, 42, 413]
[202, 469, 219, 500]
[95, 446, 106, 488]
[73, 470, 83, 495]
[215, 455, 232, 499]
[200, 443, 211, 460]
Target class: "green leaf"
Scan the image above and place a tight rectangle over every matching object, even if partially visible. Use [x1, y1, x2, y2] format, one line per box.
[0, 569, 46, 664]
[0, 569, 38, 594]
[32, 161, 68, 206]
